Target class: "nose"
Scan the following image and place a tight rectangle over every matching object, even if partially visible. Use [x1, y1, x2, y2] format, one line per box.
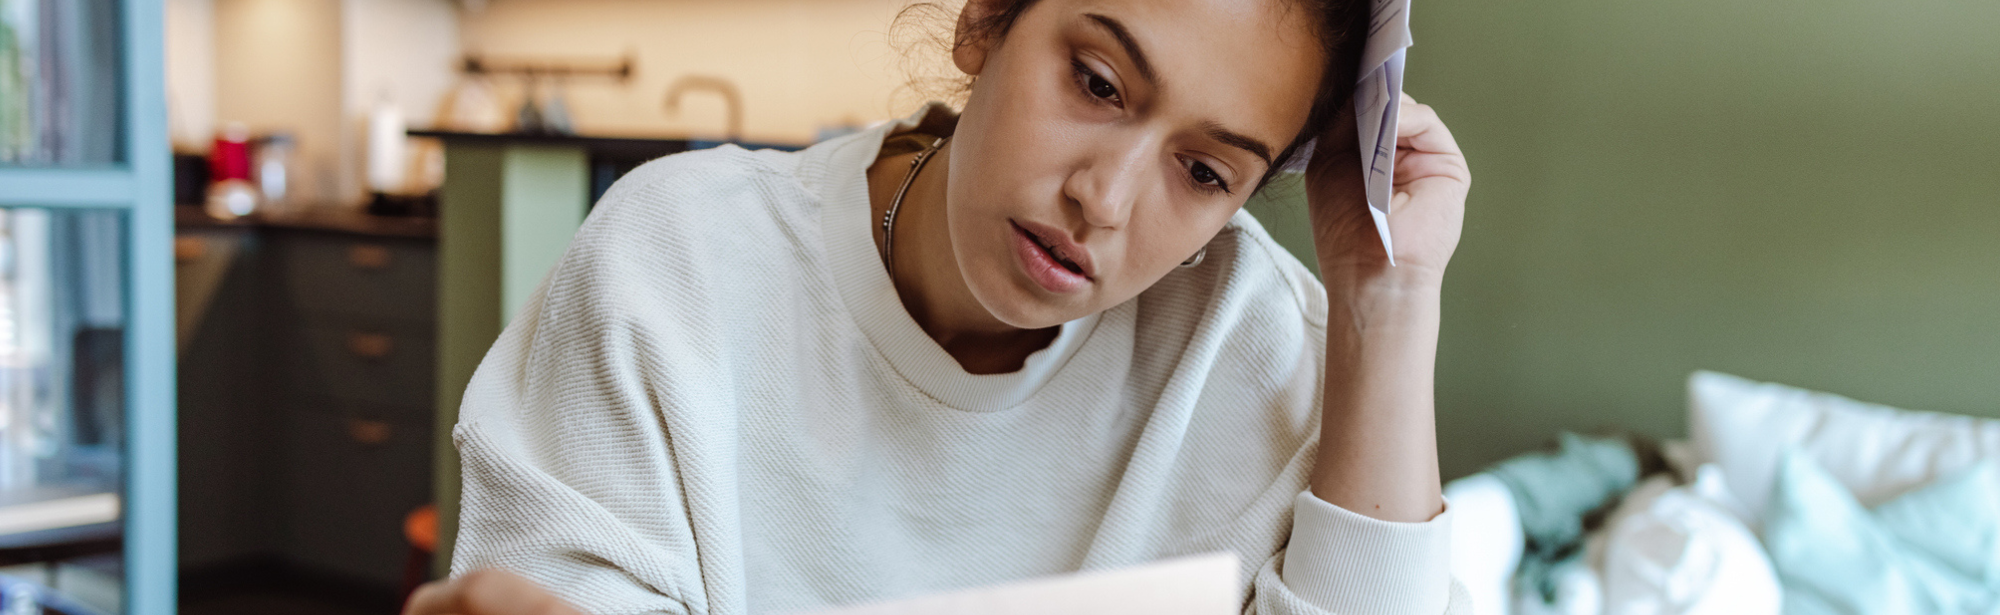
[1063, 132, 1156, 230]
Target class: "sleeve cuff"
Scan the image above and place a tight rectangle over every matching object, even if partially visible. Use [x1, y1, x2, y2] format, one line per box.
[1279, 489, 1454, 615]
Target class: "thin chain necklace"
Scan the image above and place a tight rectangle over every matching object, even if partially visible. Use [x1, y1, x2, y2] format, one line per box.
[880, 136, 948, 280]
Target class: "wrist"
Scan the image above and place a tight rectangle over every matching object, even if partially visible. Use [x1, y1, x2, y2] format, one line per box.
[1319, 258, 1447, 292]
[1323, 268, 1443, 318]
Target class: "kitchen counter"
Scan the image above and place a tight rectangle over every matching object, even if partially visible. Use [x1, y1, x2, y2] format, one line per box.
[406, 129, 798, 152]
[410, 130, 691, 160]
[176, 205, 437, 239]
[408, 130, 801, 206]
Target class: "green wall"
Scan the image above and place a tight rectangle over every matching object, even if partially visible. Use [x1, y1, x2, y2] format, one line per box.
[1252, 0, 2000, 479]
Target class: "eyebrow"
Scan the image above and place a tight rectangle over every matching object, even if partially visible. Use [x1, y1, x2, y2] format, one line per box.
[1202, 122, 1275, 169]
[1084, 13, 1278, 171]
[1084, 13, 1156, 84]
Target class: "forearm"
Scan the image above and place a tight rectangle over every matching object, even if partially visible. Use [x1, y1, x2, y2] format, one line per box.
[1309, 274, 1445, 523]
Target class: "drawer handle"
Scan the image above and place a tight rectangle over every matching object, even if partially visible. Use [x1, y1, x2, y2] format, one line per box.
[174, 236, 207, 262]
[347, 244, 393, 270]
[348, 418, 393, 445]
[346, 331, 395, 360]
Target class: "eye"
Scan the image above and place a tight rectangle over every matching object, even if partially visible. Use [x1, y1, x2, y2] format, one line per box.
[1185, 159, 1232, 194]
[1071, 60, 1123, 107]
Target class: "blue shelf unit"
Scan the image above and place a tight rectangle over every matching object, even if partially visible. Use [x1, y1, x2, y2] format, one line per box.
[0, 0, 176, 613]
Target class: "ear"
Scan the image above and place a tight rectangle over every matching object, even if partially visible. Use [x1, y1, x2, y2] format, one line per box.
[953, 0, 1010, 77]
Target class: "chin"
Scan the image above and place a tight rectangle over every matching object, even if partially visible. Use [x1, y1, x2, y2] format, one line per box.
[961, 258, 1093, 330]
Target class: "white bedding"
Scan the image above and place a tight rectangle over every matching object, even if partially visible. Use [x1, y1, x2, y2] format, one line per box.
[1446, 370, 2000, 615]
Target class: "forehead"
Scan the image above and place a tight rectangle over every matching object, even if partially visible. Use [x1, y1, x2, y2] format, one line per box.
[1033, 0, 1325, 145]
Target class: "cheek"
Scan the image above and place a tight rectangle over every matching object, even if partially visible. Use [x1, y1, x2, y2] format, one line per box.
[1114, 209, 1230, 289]
[946, 75, 1082, 238]
[959, 86, 1075, 190]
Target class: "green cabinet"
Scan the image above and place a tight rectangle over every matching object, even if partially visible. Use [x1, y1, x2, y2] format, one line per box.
[177, 224, 436, 598]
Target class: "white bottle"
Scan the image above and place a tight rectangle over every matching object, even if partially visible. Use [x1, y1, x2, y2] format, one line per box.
[367, 97, 408, 195]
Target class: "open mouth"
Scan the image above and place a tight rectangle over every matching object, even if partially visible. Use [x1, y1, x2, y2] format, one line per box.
[1025, 227, 1085, 276]
[1009, 220, 1092, 294]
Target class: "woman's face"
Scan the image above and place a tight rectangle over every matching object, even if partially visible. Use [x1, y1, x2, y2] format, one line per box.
[946, 0, 1324, 329]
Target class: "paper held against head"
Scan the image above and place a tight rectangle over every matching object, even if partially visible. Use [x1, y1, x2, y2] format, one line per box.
[1270, 0, 1411, 264]
[1357, 0, 1413, 265]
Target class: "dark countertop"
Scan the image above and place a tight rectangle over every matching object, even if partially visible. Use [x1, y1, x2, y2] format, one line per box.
[176, 206, 436, 239]
[407, 130, 802, 158]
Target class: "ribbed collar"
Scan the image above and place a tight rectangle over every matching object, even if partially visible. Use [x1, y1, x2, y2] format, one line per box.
[801, 104, 1102, 413]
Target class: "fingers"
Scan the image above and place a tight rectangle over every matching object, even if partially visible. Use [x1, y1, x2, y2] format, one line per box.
[1393, 150, 1471, 188]
[1395, 95, 1462, 157]
[404, 579, 466, 615]
[463, 570, 586, 615]
[1388, 94, 1469, 187]
[403, 569, 584, 615]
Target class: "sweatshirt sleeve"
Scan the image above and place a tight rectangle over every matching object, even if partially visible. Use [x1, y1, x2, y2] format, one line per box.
[1247, 490, 1471, 615]
[449, 271, 704, 615]
[449, 178, 724, 615]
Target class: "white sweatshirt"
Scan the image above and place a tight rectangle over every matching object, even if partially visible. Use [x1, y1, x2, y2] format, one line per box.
[450, 107, 1468, 615]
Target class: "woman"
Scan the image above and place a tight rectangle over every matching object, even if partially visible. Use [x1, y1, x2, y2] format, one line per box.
[408, 0, 1471, 613]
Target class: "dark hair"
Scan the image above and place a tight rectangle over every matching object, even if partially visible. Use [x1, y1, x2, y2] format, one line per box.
[893, 0, 1371, 190]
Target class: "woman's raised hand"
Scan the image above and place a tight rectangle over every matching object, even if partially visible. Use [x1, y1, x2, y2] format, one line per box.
[1300, 93, 1468, 523]
[1304, 93, 1470, 290]
[403, 569, 584, 615]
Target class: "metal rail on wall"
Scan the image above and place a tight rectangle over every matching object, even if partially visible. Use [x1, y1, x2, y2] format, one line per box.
[459, 52, 636, 81]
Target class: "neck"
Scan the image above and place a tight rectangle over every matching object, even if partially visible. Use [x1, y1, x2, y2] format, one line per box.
[867, 139, 1058, 374]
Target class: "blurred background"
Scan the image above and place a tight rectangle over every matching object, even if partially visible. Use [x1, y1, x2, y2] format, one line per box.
[1, 0, 1994, 613]
[1413, 0, 2000, 481]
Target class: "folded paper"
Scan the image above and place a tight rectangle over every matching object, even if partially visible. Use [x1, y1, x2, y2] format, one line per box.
[1356, 0, 1412, 264]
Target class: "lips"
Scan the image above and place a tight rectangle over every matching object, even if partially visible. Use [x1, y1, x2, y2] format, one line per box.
[1031, 232, 1084, 275]
[1010, 220, 1093, 294]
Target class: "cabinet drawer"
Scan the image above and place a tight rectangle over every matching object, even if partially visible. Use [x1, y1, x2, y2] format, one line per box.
[280, 403, 432, 587]
[283, 392, 432, 437]
[283, 320, 435, 414]
[275, 232, 435, 323]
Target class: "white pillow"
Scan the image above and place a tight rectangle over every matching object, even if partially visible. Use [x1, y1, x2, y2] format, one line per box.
[1687, 370, 2000, 523]
[1512, 562, 1602, 615]
[1598, 465, 1781, 615]
[1444, 474, 1524, 615]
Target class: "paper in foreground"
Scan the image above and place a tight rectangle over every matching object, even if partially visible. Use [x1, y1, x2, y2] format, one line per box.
[795, 553, 1238, 615]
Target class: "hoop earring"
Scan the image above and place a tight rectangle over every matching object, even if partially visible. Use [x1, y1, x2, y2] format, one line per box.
[1179, 248, 1206, 268]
